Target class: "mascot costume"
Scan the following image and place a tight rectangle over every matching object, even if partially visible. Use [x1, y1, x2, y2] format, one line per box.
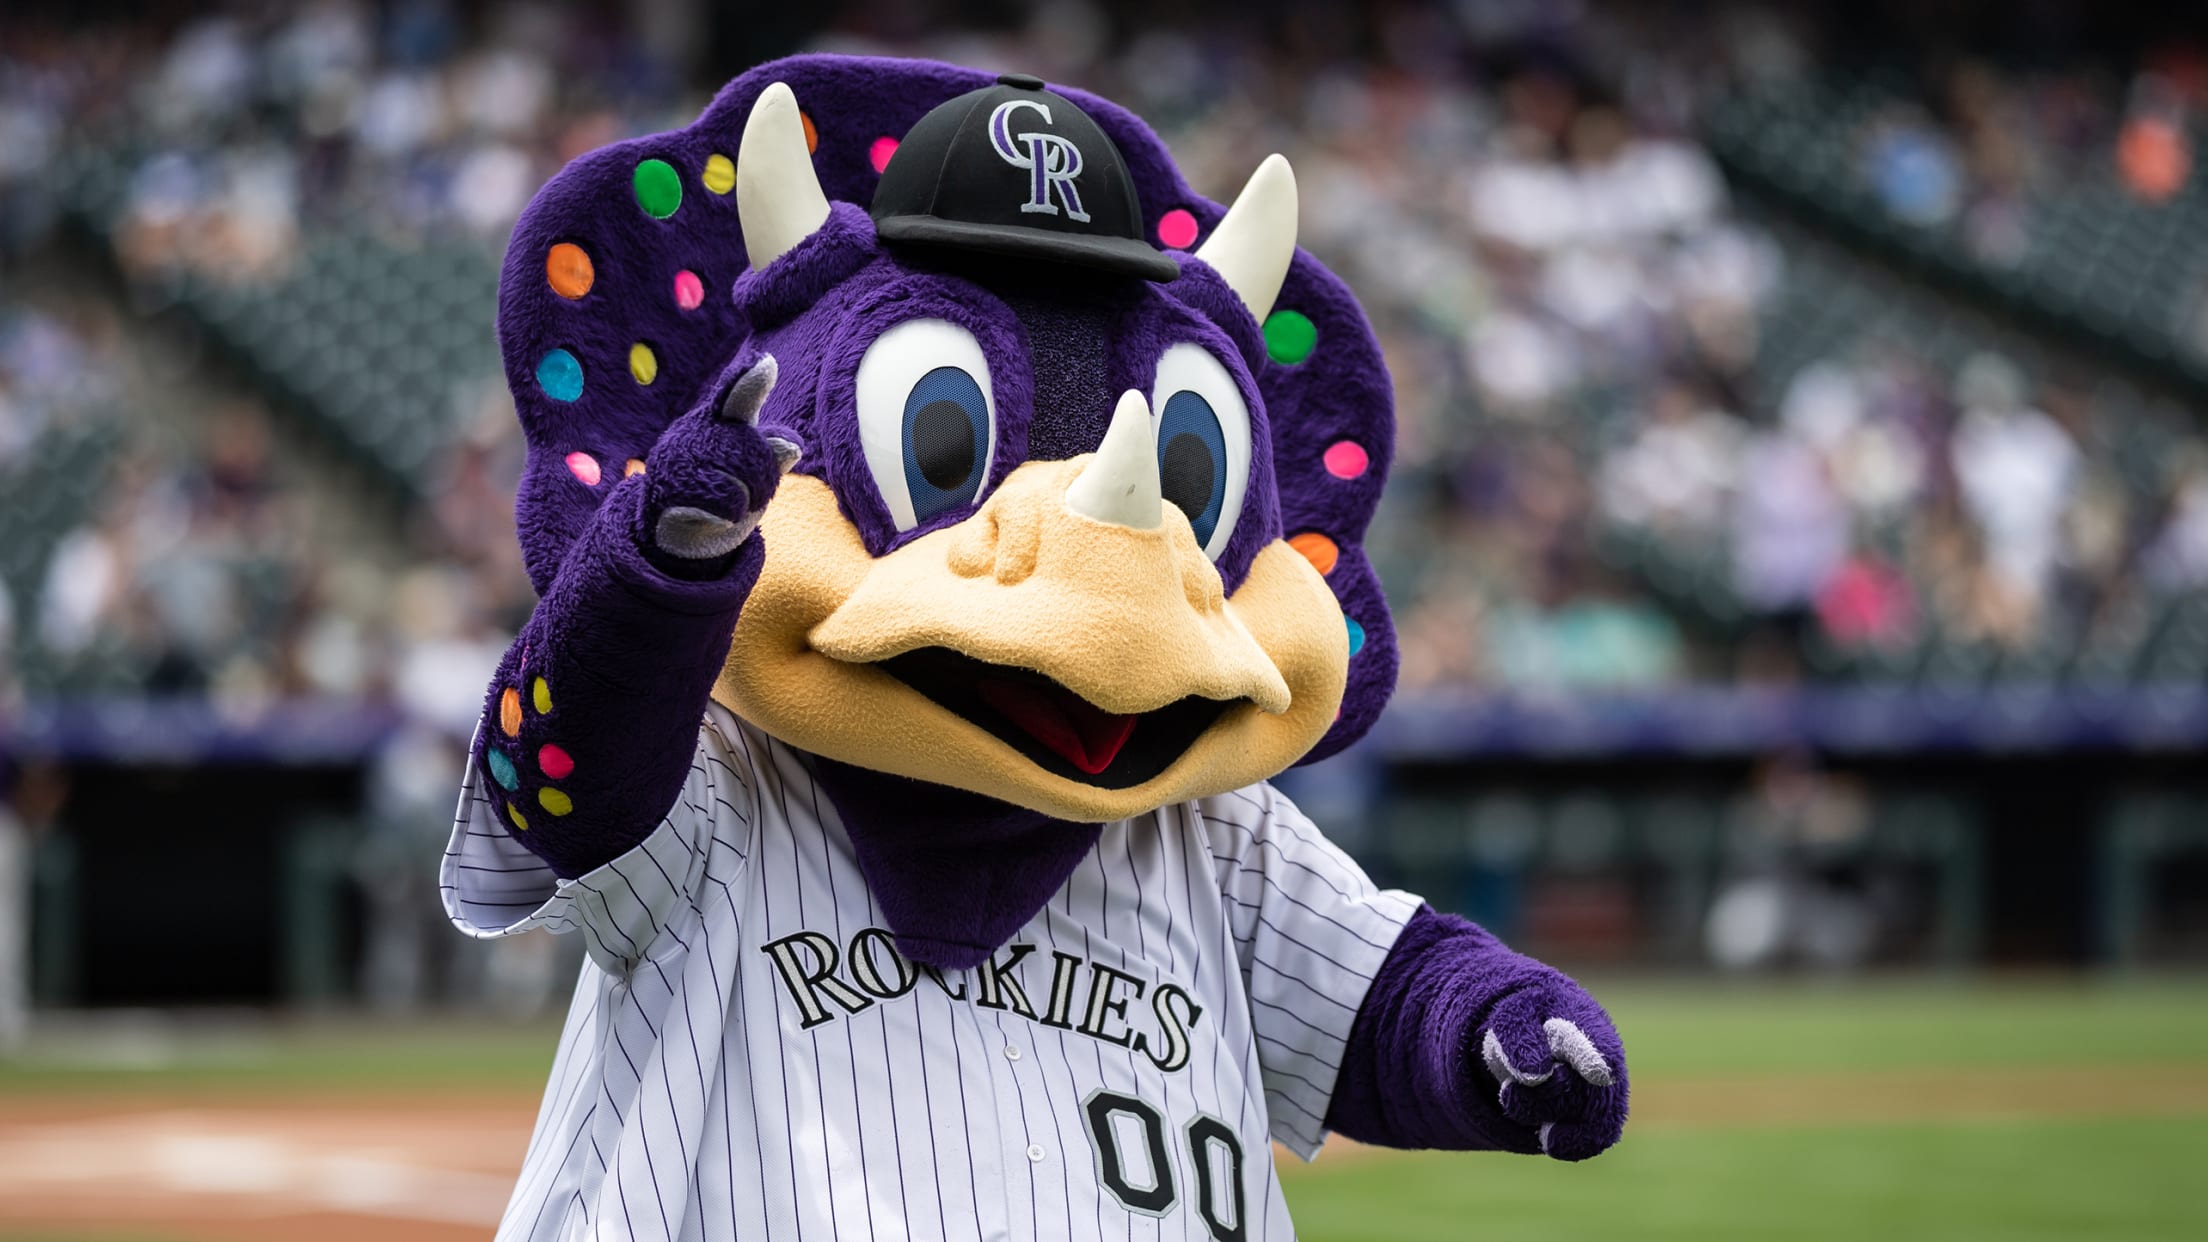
[443, 55, 1628, 1241]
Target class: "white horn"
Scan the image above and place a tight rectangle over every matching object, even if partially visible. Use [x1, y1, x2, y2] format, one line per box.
[1065, 389, 1162, 530]
[737, 82, 830, 271]
[1195, 153, 1297, 322]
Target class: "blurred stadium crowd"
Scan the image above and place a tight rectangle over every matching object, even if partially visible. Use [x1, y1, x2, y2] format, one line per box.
[3, 0, 2206, 714]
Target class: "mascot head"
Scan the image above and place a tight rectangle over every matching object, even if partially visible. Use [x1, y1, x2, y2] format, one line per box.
[497, 56, 1396, 823]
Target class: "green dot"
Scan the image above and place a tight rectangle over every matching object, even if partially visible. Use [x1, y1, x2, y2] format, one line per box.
[1262, 309, 1316, 366]
[633, 158, 683, 219]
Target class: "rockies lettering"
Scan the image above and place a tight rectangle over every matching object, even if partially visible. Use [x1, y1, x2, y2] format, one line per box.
[763, 928, 1207, 1071]
[442, 705, 1420, 1241]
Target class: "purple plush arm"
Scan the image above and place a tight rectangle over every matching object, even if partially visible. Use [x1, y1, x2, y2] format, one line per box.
[470, 357, 797, 880]
[1325, 905, 1629, 1161]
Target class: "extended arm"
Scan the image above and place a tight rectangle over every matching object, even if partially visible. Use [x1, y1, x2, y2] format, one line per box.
[1325, 904, 1629, 1161]
[470, 356, 798, 880]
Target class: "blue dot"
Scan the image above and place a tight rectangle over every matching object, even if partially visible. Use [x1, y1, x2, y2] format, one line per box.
[1345, 616, 1366, 656]
[536, 348, 584, 402]
[486, 747, 519, 791]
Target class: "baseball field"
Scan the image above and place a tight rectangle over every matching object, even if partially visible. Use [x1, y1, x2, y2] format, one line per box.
[2, 978, 2202, 1241]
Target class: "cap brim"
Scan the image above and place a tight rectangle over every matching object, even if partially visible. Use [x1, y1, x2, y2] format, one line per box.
[875, 214, 1182, 283]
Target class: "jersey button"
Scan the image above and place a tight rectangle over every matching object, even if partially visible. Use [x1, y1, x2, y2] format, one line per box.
[1026, 1143, 1047, 1163]
[1004, 1044, 1023, 1062]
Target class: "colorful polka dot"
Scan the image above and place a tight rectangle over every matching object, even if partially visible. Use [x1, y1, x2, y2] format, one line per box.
[624, 458, 646, 478]
[869, 136, 899, 173]
[565, 451, 602, 486]
[499, 687, 522, 736]
[539, 787, 574, 816]
[507, 803, 529, 831]
[546, 242, 594, 299]
[629, 342, 658, 385]
[536, 348, 583, 401]
[1346, 616, 1367, 656]
[1288, 531, 1339, 576]
[1323, 440, 1370, 479]
[673, 269, 704, 311]
[539, 743, 575, 780]
[801, 111, 819, 153]
[532, 677, 553, 714]
[1158, 208, 1200, 249]
[702, 153, 735, 195]
[486, 747, 518, 790]
[1263, 309, 1317, 365]
[634, 158, 682, 219]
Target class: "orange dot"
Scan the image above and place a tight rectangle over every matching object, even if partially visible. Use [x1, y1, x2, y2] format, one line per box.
[546, 243, 594, 299]
[624, 458, 646, 478]
[500, 687, 523, 736]
[801, 111, 818, 153]
[1288, 531, 1339, 576]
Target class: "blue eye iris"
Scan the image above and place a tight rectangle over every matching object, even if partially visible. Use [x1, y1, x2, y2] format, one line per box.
[1156, 390, 1228, 549]
[902, 366, 990, 523]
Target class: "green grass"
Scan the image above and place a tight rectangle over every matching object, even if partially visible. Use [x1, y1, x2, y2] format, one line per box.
[0, 1016, 562, 1094]
[4, 980, 2206, 1241]
[1589, 978, 2208, 1075]
[1282, 1115, 2208, 1241]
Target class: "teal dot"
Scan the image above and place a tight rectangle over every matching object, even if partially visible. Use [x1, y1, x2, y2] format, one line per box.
[633, 158, 683, 219]
[486, 747, 519, 791]
[1345, 616, 1366, 656]
[1263, 309, 1317, 366]
[536, 348, 583, 401]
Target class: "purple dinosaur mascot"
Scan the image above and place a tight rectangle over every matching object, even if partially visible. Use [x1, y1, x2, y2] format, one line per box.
[442, 54, 1626, 1241]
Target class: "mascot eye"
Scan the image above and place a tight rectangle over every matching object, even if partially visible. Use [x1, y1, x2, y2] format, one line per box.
[1149, 343, 1252, 560]
[855, 318, 996, 529]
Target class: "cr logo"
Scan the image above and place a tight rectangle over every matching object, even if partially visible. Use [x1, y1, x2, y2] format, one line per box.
[987, 98, 1091, 223]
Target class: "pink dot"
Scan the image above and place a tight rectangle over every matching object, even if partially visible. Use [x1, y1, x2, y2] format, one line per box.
[538, 743, 575, 779]
[673, 269, 704, 311]
[565, 451, 602, 486]
[1323, 440, 1369, 479]
[869, 136, 899, 174]
[1157, 208, 1199, 250]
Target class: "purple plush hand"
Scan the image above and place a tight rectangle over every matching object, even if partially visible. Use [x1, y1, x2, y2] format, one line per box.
[1477, 983, 1629, 1161]
[637, 353, 803, 570]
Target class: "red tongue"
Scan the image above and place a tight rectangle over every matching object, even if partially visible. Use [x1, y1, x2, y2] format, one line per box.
[976, 678, 1139, 775]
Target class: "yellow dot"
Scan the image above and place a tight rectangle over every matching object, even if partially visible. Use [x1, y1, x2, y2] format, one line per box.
[506, 803, 529, 831]
[539, 787, 574, 816]
[624, 458, 646, 478]
[629, 342, 658, 385]
[499, 687, 522, 736]
[532, 677, 552, 714]
[702, 153, 735, 195]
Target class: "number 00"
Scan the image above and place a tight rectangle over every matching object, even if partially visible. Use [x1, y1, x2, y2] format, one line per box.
[1080, 1091, 1246, 1241]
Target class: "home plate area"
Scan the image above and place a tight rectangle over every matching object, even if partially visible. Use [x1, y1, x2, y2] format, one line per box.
[0, 1094, 536, 1242]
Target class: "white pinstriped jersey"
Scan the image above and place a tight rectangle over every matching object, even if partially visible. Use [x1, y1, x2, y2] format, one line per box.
[443, 704, 1417, 1242]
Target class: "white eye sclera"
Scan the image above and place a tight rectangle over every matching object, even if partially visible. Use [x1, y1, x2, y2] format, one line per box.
[1148, 343, 1251, 560]
[853, 318, 997, 531]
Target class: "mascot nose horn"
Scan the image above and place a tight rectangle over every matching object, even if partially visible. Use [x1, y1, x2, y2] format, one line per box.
[1064, 389, 1162, 530]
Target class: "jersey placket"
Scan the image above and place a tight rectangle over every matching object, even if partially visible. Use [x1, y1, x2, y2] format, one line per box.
[959, 996, 1046, 1241]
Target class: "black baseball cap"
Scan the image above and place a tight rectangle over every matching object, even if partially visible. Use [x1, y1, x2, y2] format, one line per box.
[872, 73, 1180, 283]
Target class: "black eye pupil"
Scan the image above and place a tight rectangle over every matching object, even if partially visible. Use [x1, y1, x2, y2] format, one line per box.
[912, 399, 977, 491]
[1160, 432, 1215, 522]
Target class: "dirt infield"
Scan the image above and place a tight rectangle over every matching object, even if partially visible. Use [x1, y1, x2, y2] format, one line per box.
[5, 1066, 2206, 1240]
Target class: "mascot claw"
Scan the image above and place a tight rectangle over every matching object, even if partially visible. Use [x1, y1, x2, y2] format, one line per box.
[1478, 986, 1630, 1161]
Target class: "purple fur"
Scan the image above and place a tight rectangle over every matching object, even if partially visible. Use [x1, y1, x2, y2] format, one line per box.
[472, 477, 757, 879]
[810, 758, 1099, 970]
[495, 53, 1397, 759]
[471, 382, 790, 880]
[1327, 905, 1630, 1160]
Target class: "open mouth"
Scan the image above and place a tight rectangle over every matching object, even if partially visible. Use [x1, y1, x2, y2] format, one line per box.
[875, 647, 1234, 789]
